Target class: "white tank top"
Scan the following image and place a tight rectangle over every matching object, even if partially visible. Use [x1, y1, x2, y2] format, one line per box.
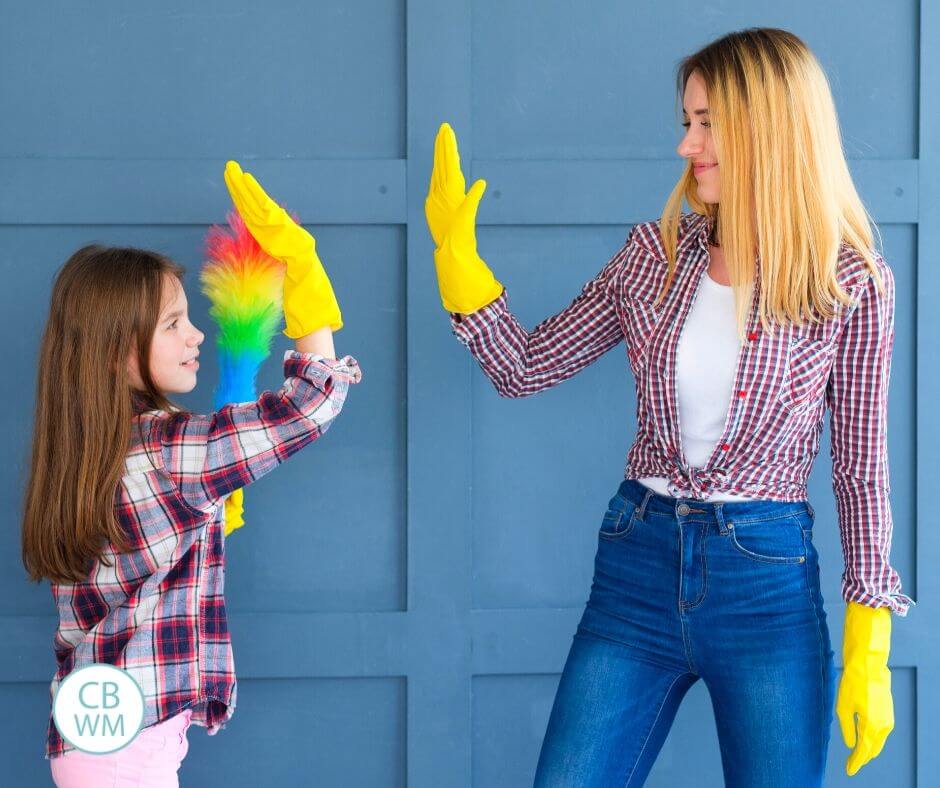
[638, 268, 760, 501]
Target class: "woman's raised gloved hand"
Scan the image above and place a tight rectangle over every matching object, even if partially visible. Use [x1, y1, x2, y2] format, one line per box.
[424, 122, 503, 314]
[836, 601, 895, 776]
[224, 160, 343, 337]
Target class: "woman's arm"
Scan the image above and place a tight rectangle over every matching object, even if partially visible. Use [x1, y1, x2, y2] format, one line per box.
[449, 230, 639, 398]
[424, 123, 635, 397]
[826, 260, 913, 616]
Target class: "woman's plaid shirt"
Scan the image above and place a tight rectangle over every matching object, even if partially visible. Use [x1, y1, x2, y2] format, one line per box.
[45, 351, 361, 759]
[449, 212, 914, 618]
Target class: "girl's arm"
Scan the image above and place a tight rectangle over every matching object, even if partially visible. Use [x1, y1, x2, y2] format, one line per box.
[157, 350, 360, 514]
[295, 325, 335, 358]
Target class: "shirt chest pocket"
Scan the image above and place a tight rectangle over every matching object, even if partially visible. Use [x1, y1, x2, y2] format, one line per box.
[624, 298, 663, 372]
[780, 336, 836, 412]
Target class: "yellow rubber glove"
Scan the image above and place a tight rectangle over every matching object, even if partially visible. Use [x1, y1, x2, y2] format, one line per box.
[424, 123, 503, 314]
[836, 601, 894, 776]
[224, 160, 343, 337]
[223, 488, 245, 537]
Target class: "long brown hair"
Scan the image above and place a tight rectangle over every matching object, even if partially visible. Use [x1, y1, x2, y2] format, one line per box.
[21, 245, 191, 584]
[659, 27, 884, 338]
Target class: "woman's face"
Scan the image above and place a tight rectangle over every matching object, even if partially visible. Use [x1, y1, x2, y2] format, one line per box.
[677, 70, 719, 204]
[127, 274, 205, 395]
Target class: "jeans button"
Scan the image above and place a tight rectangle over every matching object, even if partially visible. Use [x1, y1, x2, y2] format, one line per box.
[677, 503, 690, 516]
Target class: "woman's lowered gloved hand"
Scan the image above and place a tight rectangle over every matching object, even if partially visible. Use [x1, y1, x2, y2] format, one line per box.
[424, 122, 503, 314]
[224, 160, 343, 337]
[836, 601, 895, 776]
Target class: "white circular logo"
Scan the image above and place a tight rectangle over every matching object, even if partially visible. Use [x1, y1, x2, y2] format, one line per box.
[52, 664, 145, 754]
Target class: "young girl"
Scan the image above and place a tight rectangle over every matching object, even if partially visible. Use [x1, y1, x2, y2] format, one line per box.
[21, 161, 361, 786]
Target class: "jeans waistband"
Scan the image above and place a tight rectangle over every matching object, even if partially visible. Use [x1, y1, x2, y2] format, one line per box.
[617, 478, 814, 525]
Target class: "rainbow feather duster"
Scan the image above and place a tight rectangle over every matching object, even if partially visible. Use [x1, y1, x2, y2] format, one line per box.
[200, 211, 285, 536]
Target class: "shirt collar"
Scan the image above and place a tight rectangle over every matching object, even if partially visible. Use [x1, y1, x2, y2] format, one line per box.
[130, 391, 152, 414]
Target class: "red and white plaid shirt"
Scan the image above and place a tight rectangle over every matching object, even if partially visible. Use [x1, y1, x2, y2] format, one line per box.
[450, 211, 914, 617]
[45, 351, 361, 759]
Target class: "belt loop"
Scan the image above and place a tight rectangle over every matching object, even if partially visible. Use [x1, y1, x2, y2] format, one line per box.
[714, 501, 729, 535]
[636, 488, 652, 523]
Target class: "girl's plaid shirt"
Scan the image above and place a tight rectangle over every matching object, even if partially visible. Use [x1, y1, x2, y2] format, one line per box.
[45, 351, 361, 760]
[449, 211, 914, 618]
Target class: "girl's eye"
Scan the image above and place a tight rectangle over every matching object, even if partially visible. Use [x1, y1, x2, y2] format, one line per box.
[681, 121, 711, 128]
[168, 320, 178, 329]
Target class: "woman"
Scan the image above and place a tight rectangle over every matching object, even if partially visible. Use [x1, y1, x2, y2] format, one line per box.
[425, 27, 913, 787]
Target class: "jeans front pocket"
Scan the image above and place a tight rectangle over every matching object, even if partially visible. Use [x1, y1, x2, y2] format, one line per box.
[728, 517, 807, 564]
[598, 494, 637, 541]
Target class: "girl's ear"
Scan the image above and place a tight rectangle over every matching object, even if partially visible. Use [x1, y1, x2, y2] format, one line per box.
[123, 349, 143, 388]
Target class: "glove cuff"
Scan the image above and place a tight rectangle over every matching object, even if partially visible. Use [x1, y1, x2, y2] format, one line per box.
[281, 259, 342, 337]
[844, 602, 892, 663]
[433, 246, 504, 314]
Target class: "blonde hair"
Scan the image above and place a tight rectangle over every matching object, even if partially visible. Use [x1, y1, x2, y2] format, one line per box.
[658, 27, 885, 338]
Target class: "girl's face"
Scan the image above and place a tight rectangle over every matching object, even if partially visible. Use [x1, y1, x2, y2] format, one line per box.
[127, 274, 205, 395]
[677, 69, 720, 204]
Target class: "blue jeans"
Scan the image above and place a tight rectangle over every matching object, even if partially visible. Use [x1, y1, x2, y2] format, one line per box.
[534, 479, 836, 787]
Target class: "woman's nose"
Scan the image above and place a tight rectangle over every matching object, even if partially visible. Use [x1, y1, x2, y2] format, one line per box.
[678, 138, 702, 158]
[678, 142, 702, 159]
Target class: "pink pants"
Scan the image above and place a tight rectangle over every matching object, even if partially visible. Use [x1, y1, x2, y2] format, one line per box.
[50, 708, 193, 787]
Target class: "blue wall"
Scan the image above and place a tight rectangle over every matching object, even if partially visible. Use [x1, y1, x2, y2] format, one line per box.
[1, 1, 933, 785]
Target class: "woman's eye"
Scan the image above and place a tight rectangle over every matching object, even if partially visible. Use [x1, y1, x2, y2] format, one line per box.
[681, 121, 711, 128]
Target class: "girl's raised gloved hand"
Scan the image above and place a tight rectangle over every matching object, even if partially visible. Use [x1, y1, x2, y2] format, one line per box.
[224, 160, 343, 337]
[424, 123, 503, 314]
